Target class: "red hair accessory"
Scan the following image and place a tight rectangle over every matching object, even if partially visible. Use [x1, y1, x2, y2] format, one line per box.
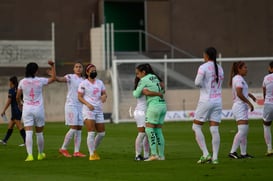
[86, 64, 95, 72]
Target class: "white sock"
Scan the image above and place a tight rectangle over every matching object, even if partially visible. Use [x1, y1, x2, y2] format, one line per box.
[135, 132, 145, 156]
[95, 132, 105, 150]
[263, 125, 272, 151]
[61, 129, 76, 150]
[239, 125, 249, 155]
[192, 123, 209, 157]
[74, 130, 82, 153]
[36, 132, 44, 154]
[87, 132, 96, 155]
[230, 124, 248, 154]
[143, 134, 150, 158]
[25, 130, 33, 155]
[210, 126, 220, 161]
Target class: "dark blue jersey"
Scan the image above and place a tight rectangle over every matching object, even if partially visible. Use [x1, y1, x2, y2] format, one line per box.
[8, 88, 22, 120]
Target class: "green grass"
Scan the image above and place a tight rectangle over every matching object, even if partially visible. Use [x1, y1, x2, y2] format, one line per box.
[0, 120, 272, 181]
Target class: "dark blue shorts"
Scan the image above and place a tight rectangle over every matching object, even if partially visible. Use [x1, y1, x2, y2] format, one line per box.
[11, 111, 22, 121]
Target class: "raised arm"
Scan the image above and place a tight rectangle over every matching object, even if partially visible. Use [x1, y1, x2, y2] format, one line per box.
[56, 76, 67, 82]
[47, 60, 56, 84]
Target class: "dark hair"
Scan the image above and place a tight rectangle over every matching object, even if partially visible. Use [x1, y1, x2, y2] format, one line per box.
[84, 63, 96, 78]
[136, 63, 162, 82]
[269, 61, 273, 68]
[25, 62, 38, 78]
[134, 76, 140, 90]
[9, 76, 18, 90]
[228, 61, 245, 87]
[205, 47, 218, 83]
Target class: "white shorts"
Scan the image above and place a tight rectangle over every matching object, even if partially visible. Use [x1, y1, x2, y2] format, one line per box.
[22, 106, 45, 127]
[82, 107, 105, 123]
[232, 103, 248, 121]
[134, 110, 146, 127]
[263, 103, 273, 122]
[65, 105, 83, 126]
[194, 101, 222, 123]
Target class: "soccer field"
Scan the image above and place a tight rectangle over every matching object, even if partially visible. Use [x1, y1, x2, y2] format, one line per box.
[0, 120, 272, 181]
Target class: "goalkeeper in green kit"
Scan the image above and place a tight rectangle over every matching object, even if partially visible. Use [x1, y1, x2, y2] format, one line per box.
[133, 63, 167, 161]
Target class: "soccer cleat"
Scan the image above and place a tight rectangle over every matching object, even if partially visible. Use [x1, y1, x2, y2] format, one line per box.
[25, 154, 34, 161]
[0, 140, 7, 145]
[18, 143, 25, 147]
[93, 150, 100, 160]
[240, 153, 254, 159]
[265, 150, 273, 156]
[158, 156, 165, 161]
[38, 153, 46, 160]
[144, 155, 159, 161]
[228, 152, 240, 159]
[212, 159, 219, 165]
[89, 154, 99, 161]
[59, 149, 72, 158]
[73, 152, 86, 157]
[135, 155, 144, 161]
[197, 154, 212, 164]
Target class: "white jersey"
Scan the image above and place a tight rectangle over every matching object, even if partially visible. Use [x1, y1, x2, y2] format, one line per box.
[232, 75, 249, 104]
[195, 61, 224, 103]
[263, 73, 273, 104]
[135, 95, 147, 112]
[78, 79, 106, 111]
[18, 77, 48, 108]
[65, 74, 84, 106]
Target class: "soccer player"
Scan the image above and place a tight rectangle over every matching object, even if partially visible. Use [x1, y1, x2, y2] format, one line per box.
[16, 61, 56, 161]
[78, 64, 107, 160]
[133, 76, 163, 161]
[0, 76, 25, 146]
[262, 61, 273, 156]
[133, 63, 167, 161]
[228, 61, 256, 159]
[57, 62, 86, 158]
[192, 47, 224, 164]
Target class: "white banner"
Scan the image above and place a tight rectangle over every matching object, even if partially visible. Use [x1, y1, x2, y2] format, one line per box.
[165, 93, 264, 121]
[0, 40, 52, 67]
[165, 108, 263, 121]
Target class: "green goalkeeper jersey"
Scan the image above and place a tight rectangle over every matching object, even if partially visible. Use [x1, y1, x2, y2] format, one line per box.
[133, 73, 165, 106]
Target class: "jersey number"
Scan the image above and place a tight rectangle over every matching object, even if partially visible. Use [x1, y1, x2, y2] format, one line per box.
[29, 88, 35, 100]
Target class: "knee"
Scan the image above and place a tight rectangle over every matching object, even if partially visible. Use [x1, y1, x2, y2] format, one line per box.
[192, 123, 201, 132]
[209, 126, 219, 135]
[98, 132, 106, 137]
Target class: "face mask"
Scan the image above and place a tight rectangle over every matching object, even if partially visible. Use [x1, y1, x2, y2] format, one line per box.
[89, 71, 97, 79]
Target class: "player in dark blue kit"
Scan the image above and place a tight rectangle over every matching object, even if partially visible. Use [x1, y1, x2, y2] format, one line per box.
[0, 76, 25, 146]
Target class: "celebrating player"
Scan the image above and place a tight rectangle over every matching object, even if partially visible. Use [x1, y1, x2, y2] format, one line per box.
[78, 64, 107, 160]
[192, 47, 224, 164]
[57, 62, 86, 158]
[16, 61, 56, 161]
[133, 63, 167, 161]
[133, 75, 163, 161]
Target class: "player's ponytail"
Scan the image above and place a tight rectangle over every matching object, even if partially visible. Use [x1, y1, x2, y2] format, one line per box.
[205, 47, 218, 83]
[228, 61, 245, 87]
